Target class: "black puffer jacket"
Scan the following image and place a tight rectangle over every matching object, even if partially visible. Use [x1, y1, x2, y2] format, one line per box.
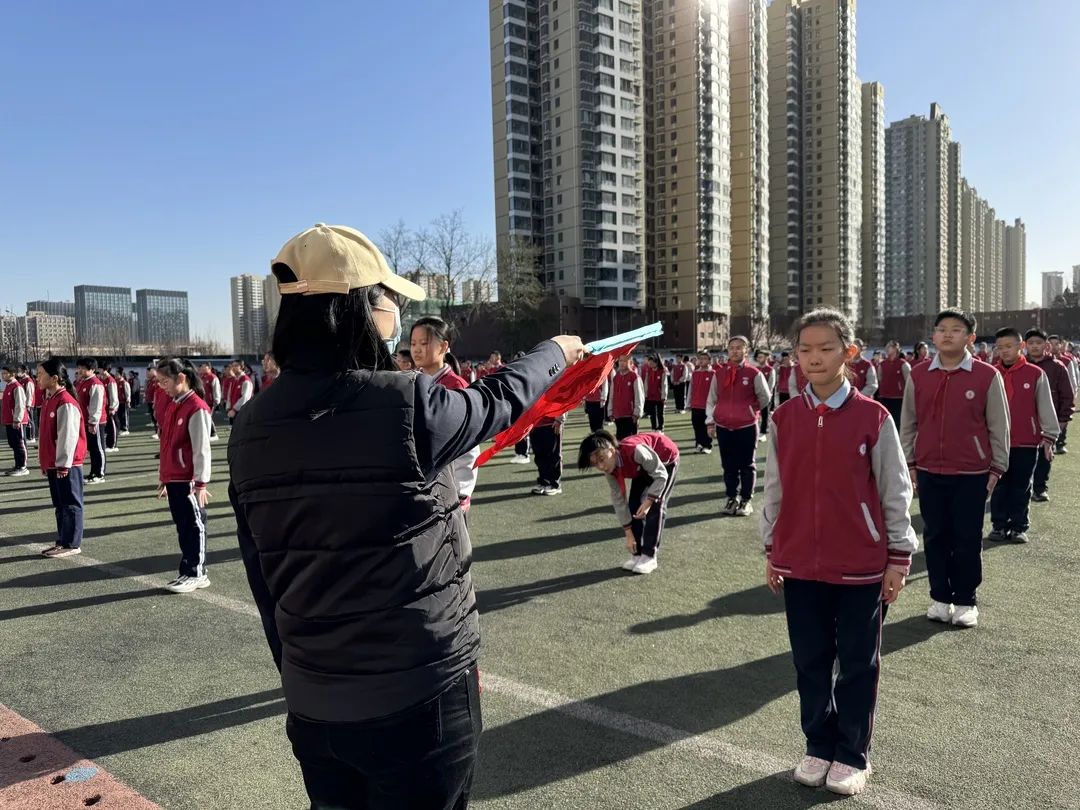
[228, 340, 565, 721]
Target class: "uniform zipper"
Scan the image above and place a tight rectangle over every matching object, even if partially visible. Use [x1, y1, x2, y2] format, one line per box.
[814, 408, 823, 578]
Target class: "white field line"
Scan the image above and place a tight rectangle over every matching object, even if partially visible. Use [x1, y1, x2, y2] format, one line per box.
[0, 533, 943, 810]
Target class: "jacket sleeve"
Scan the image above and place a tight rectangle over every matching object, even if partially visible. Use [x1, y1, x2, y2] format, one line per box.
[451, 447, 481, 500]
[788, 369, 799, 399]
[862, 363, 879, 398]
[704, 376, 718, 426]
[899, 375, 917, 467]
[236, 380, 253, 409]
[12, 385, 27, 424]
[870, 415, 918, 574]
[599, 376, 609, 407]
[229, 482, 283, 672]
[760, 417, 782, 557]
[1053, 364, 1075, 422]
[634, 444, 670, 500]
[754, 372, 771, 410]
[660, 371, 669, 401]
[107, 382, 119, 411]
[123, 380, 131, 401]
[54, 402, 81, 469]
[87, 385, 103, 427]
[902, 362, 911, 383]
[188, 408, 213, 487]
[633, 376, 644, 418]
[686, 374, 693, 405]
[413, 340, 566, 479]
[985, 373, 1010, 478]
[1034, 372, 1061, 443]
[606, 473, 632, 528]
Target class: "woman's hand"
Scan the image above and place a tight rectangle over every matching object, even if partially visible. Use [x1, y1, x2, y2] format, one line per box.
[766, 560, 784, 594]
[624, 527, 636, 553]
[551, 336, 587, 367]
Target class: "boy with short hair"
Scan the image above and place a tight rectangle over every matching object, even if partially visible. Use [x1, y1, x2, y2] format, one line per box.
[1025, 329, 1074, 502]
[688, 352, 714, 453]
[1048, 335, 1078, 453]
[987, 328, 1058, 543]
[610, 354, 644, 440]
[846, 340, 878, 398]
[900, 309, 1010, 628]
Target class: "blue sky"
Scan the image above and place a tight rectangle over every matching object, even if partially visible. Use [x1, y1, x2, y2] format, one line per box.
[1, 1, 1076, 343]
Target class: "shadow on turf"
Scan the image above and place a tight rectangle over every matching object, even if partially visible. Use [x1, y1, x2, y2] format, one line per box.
[477, 568, 625, 614]
[678, 773, 846, 808]
[0, 546, 243, 590]
[0, 587, 167, 622]
[0, 689, 286, 786]
[473, 614, 950, 800]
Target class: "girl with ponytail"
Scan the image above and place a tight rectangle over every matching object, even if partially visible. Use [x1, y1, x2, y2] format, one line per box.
[155, 358, 214, 593]
[35, 358, 88, 557]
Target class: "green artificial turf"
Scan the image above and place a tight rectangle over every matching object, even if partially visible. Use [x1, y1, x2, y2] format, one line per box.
[0, 406, 1077, 809]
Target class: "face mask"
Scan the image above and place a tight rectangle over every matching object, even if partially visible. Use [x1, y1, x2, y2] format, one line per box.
[374, 304, 402, 357]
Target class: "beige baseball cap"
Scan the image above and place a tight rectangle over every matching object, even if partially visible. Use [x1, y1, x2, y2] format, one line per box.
[271, 223, 426, 300]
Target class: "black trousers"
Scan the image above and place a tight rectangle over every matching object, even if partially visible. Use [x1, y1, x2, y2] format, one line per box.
[784, 578, 883, 771]
[147, 402, 158, 431]
[881, 397, 903, 426]
[691, 408, 712, 449]
[777, 393, 790, 405]
[26, 408, 39, 441]
[627, 461, 679, 558]
[87, 425, 106, 477]
[614, 417, 638, 440]
[759, 406, 771, 436]
[286, 668, 482, 810]
[917, 471, 988, 606]
[531, 425, 562, 487]
[47, 468, 84, 549]
[644, 399, 665, 431]
[5, 424, 26, 469]
[673, 382, 687, 412]
[514, 436, 530, 457]
[990, 447, 1038, 532]
[166, 482, 208, 577]
[585, 401, 605, 433]
[117, 403, 129, 432]
[1034, 444, 1053, 494]
[104, 413, 118, 449]
[716, 425, 758, 500]
[1057, 422, 1068, 451]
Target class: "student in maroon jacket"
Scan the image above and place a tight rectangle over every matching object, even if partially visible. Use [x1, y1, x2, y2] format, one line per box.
[99, 367, 120, 452]
[610, 354, 644, 440]
[261, 352, 280, 391]
[706, 336, 772, 516]
[876, 341, 910, 425]
[900, 309, 1010, 629]
[227, 361, 254, 423]
[578, 429, 680, 575]
[845, 341, 878, 398]
[1026, 329, 1075, 502]
[912, 341, 930, 364]
[642, 354, 669, 431]
[775, 352, 795, 406]
[156, 358, 214, 594]
[145, 367, 162, 438]
[671, 355, 692, 414]
[17, 365, 38, 445]
[688, 351, 714, 453]
[987, 327, 1059, 543]
[74, 357, 107, 482]
[583, 376, 609, 433]
[763, 308, 916, 797]
[35, 358, 88, 558]
[2, 366, 30, 476]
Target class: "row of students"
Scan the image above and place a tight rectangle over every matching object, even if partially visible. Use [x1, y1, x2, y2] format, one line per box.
[2, 366, 31, 476]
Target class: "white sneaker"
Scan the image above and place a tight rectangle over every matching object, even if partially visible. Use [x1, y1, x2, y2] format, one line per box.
[825, 762, 871, 795]
[530, 484, 546, 495]
[151, 433, 159, 440]
[119, 430, 130, 437]
[632, 555, 658, 574]
[952, 605, 979, 628]
[793, 755, 831, 787]
[734, 499, 753, 517]
[539, 485, 563, 496]
[27, 439, 37, 446]
[621, 555, 641, 571]
[694, 444, 702, 453]
[209, 435, 220, 442]
[105, 447, 118, 453]
[165, 575, 211, 594]
[758, 434, 767, 443]
[926, 600, 953, 623]
[510, 454, 530, 464]
[723, 497, 738, 516]
[701, 447, 712, 454]
[87, 475, 106, 485]
[7, 467, 30, 477]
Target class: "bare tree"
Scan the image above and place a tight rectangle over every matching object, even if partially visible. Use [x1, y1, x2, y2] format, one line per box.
[378, 219, 413, 277]
[494, 238, 545, 352]
[419, 210, 491, 311]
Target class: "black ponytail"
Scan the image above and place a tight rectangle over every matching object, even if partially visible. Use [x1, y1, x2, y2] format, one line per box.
[38, 357, 75, 396]
[444, 351, 462, 376]
[157, 358, 206, 400]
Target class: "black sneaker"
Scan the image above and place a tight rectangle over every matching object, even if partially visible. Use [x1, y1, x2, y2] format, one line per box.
[1054, 445, 1067, 455]
[1031, 491, 1049, 503]
[985, 528, 1008, 542]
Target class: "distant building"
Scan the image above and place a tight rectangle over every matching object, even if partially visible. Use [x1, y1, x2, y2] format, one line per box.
[230, 275, 268, 356]
[135, 289, 189, 347]
[24, 311, 76, 354]
[1042, 271, 1064, 308]
[25, 300, 75, 318]
[1073, 264, 1080, 295]
[263, 274, 282, 339]
[74, 285, 134, 348]
[460, 278, 495, 305]
[415, 272, 451, 301]
[1003, 219, 1026, 311]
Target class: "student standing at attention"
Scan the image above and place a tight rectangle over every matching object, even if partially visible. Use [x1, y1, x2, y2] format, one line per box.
[583, 376, 609, 433]
[987, 327, 1058, 543]
[74, 357, 107, 483]
[578, 430, 680, 575]
[900, 308, 1009, 629]
[610, 354, 644, 440]
[876, 341, 910, 425]
[762, 308, 917, 797]
[36, 359, 88, 558]
[688, 352, 714, 454]
[706, 336, 771, 517]
[642, 354, 669, 432]
[1024, 329, 1074, 503]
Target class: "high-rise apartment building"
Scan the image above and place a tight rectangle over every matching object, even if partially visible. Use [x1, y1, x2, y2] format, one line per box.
[1003, 218, 1026, 311]
[461, 278, 496, 304]
[230, 274, 268, 356]
[884, 104, 952, 318]
[135, 289, 189, 346]
[25, 300, 75, 318]
[414, 271, 452, 301]
[766, 0, 861, 325]
[1073, 265, 1080, 296]
[74, 285, 133, 348]
[729, 0, 769, 334]
[23, 312, 76, 354]
[491, 0, 646, 338]
[1042, 271, 1064, 308]
[981, 209, 1004, 312]
[958, 180, 982, 314]
[645, 0, 731, 346]
[860, 80, 885, 337]
[946, 141, 963, 305]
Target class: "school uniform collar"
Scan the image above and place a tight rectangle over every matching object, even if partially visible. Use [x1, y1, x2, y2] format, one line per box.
[430, 364, 452, 384]
[928, 350, 974, 372]
[172, 389, 196, 404]
[806, 379, 851, 410]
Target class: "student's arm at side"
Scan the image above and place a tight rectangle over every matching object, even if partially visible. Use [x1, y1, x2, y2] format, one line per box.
[704, 376, 718, 427]
[1035, 372, 1060, 457]
[54, 402, 81, 471]
[862, 363, 879, 397]
[229, 482, 283, 672]
[633, 376, 644, 419]
[635, 445, 670, 506]
[871, 414, 917, 579]
[754, 372, 771, 410]
[985, 373, 1010, 484]
[189, 408, 213, 498]
[760, 418, 783, 592]
[899, 377, 917, 483]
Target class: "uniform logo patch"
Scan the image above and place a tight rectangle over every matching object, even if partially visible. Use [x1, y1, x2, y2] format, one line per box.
[1023, 382, 1030, 389]
[742, 378, 749, 385]
[859, 443, 867, 456]
[965, 390, 975, 400]
[177, 418, 183, 424]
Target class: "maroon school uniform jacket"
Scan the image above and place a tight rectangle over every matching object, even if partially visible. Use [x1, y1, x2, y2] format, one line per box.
[994, 357, 1060, 449]
[706, 361, 771, 430]
[610, 369, 644, 420]
[642, 365, 668, 401]
[1029, 355, 1074, 424]
[158, 391, 212, 487]
[762, 386, 917, 584]
[877, 357, 910, 399]
[75, 375, 107, 426]
[38, 389, 87, 472]
[689, 368, 714, 410]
